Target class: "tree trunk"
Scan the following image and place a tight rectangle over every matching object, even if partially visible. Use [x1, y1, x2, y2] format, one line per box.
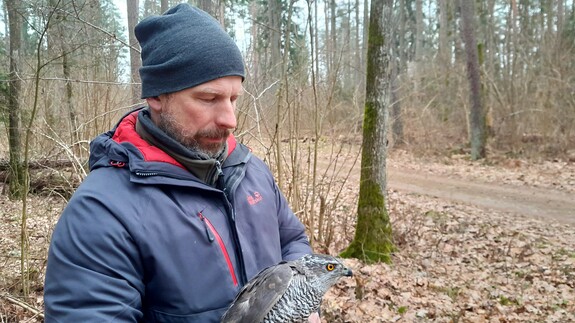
[6, 0, 25, 199]
[143, 0, 162, 16]
[354, 0, 361, 87]
[391, 61, 403, 146]
[329, 0, 337, 83]
[415, 0, 423, 60]
[63, 48, 79, 153]
[556, 0, 564, 51]
[197, 0, 223, 23]
[362, 0, 369, 77]
[459, 0, 486, 159]
[341, 0, 394, 263]
[324, 0, 331, 80]
[414, 0, 423, 92]
[249, 1, 260, 85]
[557, 0, 564, 33]
[485, 0, 496, 76]
[316, 0, 322, 81]
[269, 0, 282, 79]
[343, 2, 352, 91]
[438, 0, 450, 69]
[127, 0, 141, 103]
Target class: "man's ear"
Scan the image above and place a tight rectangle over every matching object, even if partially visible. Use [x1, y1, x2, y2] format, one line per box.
[146, 96, 162, 113]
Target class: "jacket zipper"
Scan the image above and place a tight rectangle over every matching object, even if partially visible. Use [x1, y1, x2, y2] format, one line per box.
[198, 211, 238, 287]
[221, 195, 247, 285]
[217, 163, 248, 286]
[135, 172, 159, 177]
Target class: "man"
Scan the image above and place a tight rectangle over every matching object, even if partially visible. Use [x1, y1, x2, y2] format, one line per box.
[44, 4, 316, 322]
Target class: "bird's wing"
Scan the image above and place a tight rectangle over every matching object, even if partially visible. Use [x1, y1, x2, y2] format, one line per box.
[221, 262, 293, 323]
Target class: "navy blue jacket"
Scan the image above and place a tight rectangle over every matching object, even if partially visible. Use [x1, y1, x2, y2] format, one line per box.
[44, 110, 311, 322]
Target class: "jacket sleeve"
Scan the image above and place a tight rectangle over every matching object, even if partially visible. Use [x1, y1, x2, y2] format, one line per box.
[274, 182, 312, 261]
[44, 186, 145, 322]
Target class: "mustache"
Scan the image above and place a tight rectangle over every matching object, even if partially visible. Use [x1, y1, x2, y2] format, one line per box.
[195, 128, 231, 140]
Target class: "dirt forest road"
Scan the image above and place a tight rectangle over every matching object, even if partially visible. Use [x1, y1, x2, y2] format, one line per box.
[387, 166, 575, 225]
[315, 150, 575, 225]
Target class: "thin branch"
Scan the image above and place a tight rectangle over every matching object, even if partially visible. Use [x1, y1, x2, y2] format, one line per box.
[0, 77, 138, 86]
[67, 9, 137, 52]
[0, 294, 44, 319]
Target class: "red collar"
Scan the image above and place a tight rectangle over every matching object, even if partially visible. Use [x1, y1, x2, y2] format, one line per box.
[112, 111, 237, 167]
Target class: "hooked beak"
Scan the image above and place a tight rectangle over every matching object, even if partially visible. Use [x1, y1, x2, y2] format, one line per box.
[343, 267, 353, 277]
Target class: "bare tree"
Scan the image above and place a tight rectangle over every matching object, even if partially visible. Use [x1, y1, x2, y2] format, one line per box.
[197, 0, 221, 23]
[391, 0, 407, 146]
[269, 0, 282, 79]
[354, 0, 362, 86]
[48, 0, 80, 154]
[329, 0, 337, 82]
[341, 0, 394, 263]
[127, 0, 141, 103]
[413, 0, 423, 91]
[438, 0, 450, 69]
[6, 0, 24, 199]
[390, 59, 403, 146]
[459, 0, 486, 159]
[6, 0, 28, 297]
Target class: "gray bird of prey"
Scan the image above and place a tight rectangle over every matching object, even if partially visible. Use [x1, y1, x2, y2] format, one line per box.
[221, 253, 353, 323]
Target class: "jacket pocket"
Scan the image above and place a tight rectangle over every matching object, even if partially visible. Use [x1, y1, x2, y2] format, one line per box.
[198, 211, 238, 286]
[147, 305, 228, 322]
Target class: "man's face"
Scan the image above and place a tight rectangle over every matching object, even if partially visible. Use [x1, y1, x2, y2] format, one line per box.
[148, 76, 243, 157]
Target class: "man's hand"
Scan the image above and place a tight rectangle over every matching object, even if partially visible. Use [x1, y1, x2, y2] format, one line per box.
[308, 312, 321, 323]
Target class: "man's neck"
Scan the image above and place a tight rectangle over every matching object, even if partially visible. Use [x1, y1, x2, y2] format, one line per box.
[135, 108, 227, 186]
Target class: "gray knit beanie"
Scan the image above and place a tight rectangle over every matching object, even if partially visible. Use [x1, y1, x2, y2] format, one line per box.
[135, 3, 245, 98]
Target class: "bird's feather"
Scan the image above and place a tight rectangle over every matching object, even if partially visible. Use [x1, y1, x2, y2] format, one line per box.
[221, 262, 293, 323]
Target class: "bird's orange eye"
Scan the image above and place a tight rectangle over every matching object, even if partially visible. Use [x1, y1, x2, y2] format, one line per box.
[326, 264, 335, 271]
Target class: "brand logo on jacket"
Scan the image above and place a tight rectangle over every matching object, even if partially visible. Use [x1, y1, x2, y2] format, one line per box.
[247, 192, 263, 205]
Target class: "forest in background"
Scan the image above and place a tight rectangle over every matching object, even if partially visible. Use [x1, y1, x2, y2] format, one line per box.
[2, 0, 574, 166]
[0, 0, 574, 320]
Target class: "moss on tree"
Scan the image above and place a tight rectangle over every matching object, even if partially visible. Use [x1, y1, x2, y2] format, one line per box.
[340, 178, 394, 263]
[341, 102, 395, 264]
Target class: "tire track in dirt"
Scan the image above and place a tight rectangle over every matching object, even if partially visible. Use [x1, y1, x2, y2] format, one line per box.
[315, 157, 575, 224]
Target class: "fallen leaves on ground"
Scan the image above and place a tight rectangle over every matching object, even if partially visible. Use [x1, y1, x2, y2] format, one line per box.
[322, 190, 575, 322]
[321, 150, 575, 322]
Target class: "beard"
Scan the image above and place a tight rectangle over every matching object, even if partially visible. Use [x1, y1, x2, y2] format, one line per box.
[157, 111, 230, 158]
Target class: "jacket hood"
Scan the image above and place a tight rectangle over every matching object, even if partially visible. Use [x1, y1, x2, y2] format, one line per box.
[88, 109, 239, 176]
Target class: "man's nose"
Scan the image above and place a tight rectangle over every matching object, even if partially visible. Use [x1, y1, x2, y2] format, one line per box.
[216, 100, 237, 129]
